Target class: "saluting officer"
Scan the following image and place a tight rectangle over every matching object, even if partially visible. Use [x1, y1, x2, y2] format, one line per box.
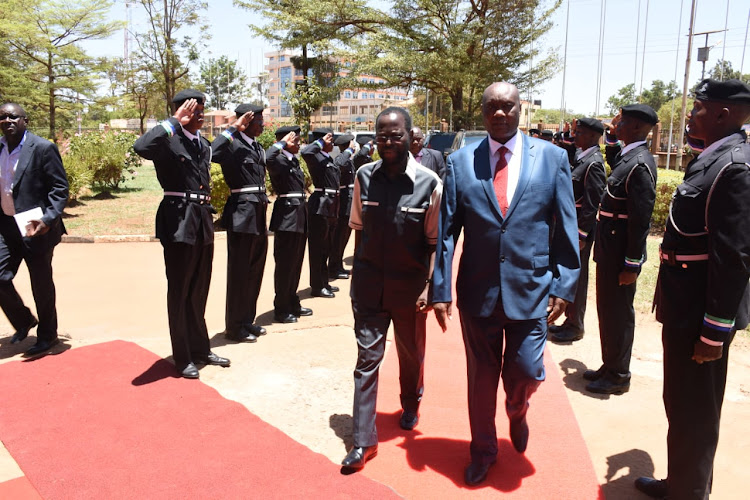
[587, 104, 658, 394]
[133, 89, 230, 379]
[267, 125, 313, 324]
[329, 134, 358, 280]
[301, 128, 340, 297]
[550, 118, 606, 343]
[212, 103, 269, 343]
[353, 136, 375, 170]
[635, 79, 750, 500]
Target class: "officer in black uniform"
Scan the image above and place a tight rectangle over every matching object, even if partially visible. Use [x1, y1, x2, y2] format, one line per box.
[329, 134, 360, 280]
[133, 89, 230, 379]
[550, 118, 606, 343]
[635, 79, 750, 500]
[341, 107, 442, 471]
[212, 103, 268, 342]
[301, 128, 340, 297]
[267, 125, 313, 324]
[353, 136, 375, 169]
[586, 104, 658, 394]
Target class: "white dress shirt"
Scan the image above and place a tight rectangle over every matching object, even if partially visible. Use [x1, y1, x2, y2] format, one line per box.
[487, 130, 523, 205]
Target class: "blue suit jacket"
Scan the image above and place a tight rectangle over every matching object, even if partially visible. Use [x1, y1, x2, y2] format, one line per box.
[432, 134, 579, 320]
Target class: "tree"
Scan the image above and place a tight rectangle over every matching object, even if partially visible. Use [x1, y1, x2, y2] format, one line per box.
[658, 96, 693, 134]
[0, 0, 120, 139]
[134, 0, 206, 116]
[532, 108, 583, 125]
[605, 83, 636, 116]
[237, 0, 562, 130]
[706, 59, 749, 84]
[284, 81, 325, 135]
[199, 56, 249, 110]
[639, 80, 678, 112]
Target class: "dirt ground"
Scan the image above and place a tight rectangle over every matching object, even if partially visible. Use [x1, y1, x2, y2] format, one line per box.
[0, 236, 747, 499]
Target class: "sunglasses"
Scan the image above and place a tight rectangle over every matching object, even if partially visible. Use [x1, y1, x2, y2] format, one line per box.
[0, 114, 25, 122]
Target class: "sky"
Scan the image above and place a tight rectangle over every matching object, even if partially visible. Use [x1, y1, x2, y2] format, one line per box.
[84, 0, 750, 116]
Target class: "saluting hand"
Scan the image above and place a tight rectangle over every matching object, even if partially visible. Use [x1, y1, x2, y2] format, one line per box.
[233, 111, 254, 132]
[174, 98, 197, 126]
[281, 131, 297, 148]
[322, 133, 334, 147]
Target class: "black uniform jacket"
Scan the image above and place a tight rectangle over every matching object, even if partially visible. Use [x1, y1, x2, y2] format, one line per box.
[353, 144, 374, 170]
[655, 132, 750, 343]
[594, 142, 657, 270]
[212, 128, 268, 235]
[133, 118, 214, 245]
[0, 132, 69, 253]
[334, 148, 356, 218]
[267, 144, 307, 233]
[572, 146, 606, 240]
[301, 139, 340, 218]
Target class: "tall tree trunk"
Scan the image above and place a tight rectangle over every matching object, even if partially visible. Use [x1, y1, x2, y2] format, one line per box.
[48, 51, 55, 141]
[451, 86, 464, 131]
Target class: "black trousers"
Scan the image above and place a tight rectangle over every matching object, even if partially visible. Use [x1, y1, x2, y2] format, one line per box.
[595, 260, 637, 381]
[562, 236, 593, 332]
[459, 302, 547, 465]
[351, 298, 427, 447]
[0, 216, 57, 341]
[225, 230, 267, 334]
[273, 230, 306, 315]
[162, 239, 213, 369]
[308, 214, 336, 290]
[663, 324, 734, 500]
[328, 215, 351, 274]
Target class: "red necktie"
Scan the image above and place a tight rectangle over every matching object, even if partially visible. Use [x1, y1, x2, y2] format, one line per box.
[493, 146, 509, 216]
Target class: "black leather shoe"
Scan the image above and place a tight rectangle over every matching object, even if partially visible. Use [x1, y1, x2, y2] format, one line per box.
[274, 313, 298, 323]
[586, 377, 630, 395]
[550, 326, 584, 343]
[510, 417, 529, 453]
[341, 445, 378, 470]
[548, 324, 563, 334]
[225, 329, 258, 343]
[340, 268, 351, 276]
[326, 285, 340, 292]
[293, 307, 313, 317]
[399, 411, 419, 430]
[464, 461, 495, 486]
[634, 477, 668, 499]
[329, 271, 349, 280]
[180, 363, 199, 379]
[311, 288, 335, 298]
[196, 352, 231, 367]
[583, 366, 605, 381]
[11, 317, 38, 344]
[246, 324, 266, 336]
[25, 338, 59, 356]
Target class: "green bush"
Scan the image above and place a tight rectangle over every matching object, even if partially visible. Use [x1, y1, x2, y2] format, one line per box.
[652, 168, 683, 233]
[62, 153, 94, 201]
[210, 163, 230, 219]
[66, 131, 140, 191]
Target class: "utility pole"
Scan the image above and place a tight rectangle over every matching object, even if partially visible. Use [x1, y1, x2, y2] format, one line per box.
[677, 0, 698, 171]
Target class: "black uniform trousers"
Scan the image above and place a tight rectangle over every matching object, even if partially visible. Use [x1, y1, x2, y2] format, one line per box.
[308, 214, 337, 290]
[329, 214, 351, 275]
[663, 324, 734, 500]
[273, 230, 306, 315]
[351, 298, 426, 447]
[0, 215, 57, 341]
[562, 234, 594, 332]
[459, 301, 547, 465]
[162, 233, 213, 369]
[225, 230, 267, 334]
[595, 259, 637, 381]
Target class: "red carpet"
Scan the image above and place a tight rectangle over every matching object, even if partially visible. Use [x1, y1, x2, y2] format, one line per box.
[0, 341, 398, 500]
[362, 248, 603, 498]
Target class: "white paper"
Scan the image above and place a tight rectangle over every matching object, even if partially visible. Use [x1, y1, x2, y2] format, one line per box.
[13, 207, 44, 236]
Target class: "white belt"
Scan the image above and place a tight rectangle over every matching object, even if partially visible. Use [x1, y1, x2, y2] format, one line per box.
[659, 248, 709, 264]
[575, 203, 582, 208]
[598, 210, 628, 220]
[339, 184, 355, 189]
[230, 186, 265, 194]
[164, 191, 211, 201]
[314, 188, 339, 195]
[278, 192, 304, 198]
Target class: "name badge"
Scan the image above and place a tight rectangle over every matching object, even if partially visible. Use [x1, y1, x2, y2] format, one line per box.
[401, 207, 426, 213]
[363, 200, 380, 206]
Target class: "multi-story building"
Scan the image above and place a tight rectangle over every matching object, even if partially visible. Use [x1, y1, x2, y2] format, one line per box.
[265, 50, 410, 131]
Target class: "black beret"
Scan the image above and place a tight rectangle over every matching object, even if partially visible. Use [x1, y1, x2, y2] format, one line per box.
[334, 134, 354, 147]
[172, 89, 205, 105]
[356, 134, 375, 145]
[694, 78, 750, 104]
[275, 125, 301, 139]
[576, 117, 604, 134]
[311, 128, 334, 140]
[541, 129, 554, 137]
[528, 128, 540, 135]
[621, 103, 658, 125]
[235, 103, 264, 116]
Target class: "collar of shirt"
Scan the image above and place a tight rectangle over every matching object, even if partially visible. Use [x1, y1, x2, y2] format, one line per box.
[414, 149, 424, 163]
[282, 149, 294, 161]
[487, 129, 521, 159]
[697, 134, 733, 160]
[0, 130, 27, 153]
[371, 155, 420, 184]
[620, 140, 647, 156]
[239, 130, 257, 147]
[182, 128, 200, 142]
[576, 145, 599, 161]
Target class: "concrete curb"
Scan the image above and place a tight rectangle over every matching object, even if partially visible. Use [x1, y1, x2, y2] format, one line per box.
[61, 231, 233, 243]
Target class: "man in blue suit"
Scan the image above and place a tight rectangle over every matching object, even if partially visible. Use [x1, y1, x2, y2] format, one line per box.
[432, 82, 579, 486]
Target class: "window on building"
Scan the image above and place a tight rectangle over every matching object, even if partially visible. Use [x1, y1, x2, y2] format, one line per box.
[295, 69, 303, 76]
[352, 92, 358, 99]
[279, 55, 285, 61]
[378, 94, 384, 99]
[370, 93, 375, 98]
[322, 105, 336, 114]
[344, 91, 351, 98]
[269, 57, 274, 62]
[339, 107, 349, 115]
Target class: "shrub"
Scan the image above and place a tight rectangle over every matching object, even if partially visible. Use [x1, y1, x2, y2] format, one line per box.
[652, 168, 683, 233]
[62, 153, 94, 201]
[210, 163, 230, 219]
[65, 131, 140, 191]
